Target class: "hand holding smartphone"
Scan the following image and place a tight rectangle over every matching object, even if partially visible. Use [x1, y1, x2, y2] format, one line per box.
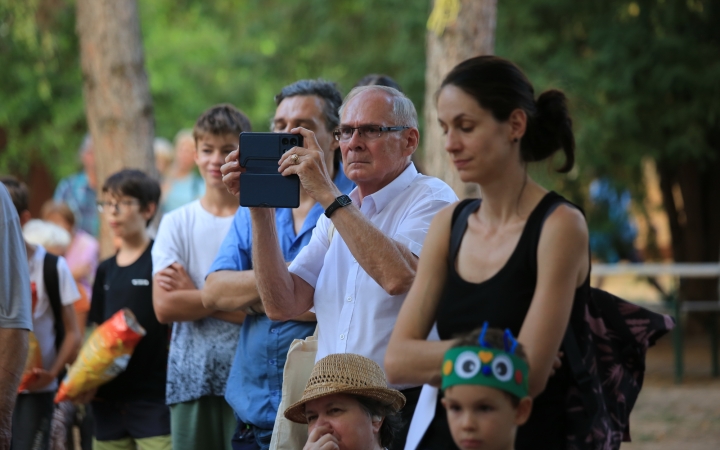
[239, 132, 301, 208]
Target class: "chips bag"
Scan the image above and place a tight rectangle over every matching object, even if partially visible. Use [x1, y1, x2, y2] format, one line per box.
[18, 282, 43, 393]
[54, 308, 145, 403]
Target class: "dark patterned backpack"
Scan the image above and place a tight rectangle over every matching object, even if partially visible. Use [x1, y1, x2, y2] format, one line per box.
[563, 286, 675, 449]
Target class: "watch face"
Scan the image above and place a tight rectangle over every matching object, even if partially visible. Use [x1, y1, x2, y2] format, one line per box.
[338, 195, 352, 206]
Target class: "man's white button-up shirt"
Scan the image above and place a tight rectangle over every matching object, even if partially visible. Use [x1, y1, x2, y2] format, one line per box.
[289, 163, 458, 389]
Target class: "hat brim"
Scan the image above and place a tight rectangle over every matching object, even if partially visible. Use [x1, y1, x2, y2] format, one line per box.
[284, 385, 407, 424]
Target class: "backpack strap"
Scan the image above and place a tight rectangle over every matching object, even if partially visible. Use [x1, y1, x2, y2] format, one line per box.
[535, 194, 601, 426]
[448, 199, 481, 266]
[43, 252, 65, 353]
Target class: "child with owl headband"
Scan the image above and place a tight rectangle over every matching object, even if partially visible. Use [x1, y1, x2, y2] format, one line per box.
[441, 324, 533, 450]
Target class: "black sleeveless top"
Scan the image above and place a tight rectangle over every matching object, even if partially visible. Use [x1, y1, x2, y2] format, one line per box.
[420, 192, 589, 450]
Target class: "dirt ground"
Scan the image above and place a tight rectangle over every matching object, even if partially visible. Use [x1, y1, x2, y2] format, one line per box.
[621, 334, 720, 449]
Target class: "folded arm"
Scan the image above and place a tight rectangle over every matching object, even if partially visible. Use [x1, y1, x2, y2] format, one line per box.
[153, 263, 246, 324]
[202, 269, 262, 312]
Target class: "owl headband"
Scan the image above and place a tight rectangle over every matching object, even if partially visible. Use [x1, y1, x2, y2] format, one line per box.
[441, 323, 530, 399]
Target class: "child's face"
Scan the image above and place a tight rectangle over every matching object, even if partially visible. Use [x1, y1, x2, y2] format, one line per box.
[100, 192, 154, 240]
[195, 133, 238, 189]
[44, 212, 73, 235]
[442, 385, 532, 450]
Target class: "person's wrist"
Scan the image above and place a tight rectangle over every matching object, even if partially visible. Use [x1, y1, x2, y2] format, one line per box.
[319, 189, 342, 210]
[249, 207, 275, 218]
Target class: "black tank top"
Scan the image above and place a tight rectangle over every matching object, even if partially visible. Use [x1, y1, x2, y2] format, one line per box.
[420, 191, 589, 450]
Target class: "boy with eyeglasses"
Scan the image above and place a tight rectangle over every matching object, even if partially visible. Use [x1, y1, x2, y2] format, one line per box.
[86, 169, 171, 450]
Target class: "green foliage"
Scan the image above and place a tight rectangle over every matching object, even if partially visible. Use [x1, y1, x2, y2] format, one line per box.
[497, 0, 720, 197]
[138, 0, 429, 156]
[0, 0, 85, 178]
[1, 0, 429, 181]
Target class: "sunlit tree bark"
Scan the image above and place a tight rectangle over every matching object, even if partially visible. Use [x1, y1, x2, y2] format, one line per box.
[423, 0, 497, 198]
[76, 0, 155, 257]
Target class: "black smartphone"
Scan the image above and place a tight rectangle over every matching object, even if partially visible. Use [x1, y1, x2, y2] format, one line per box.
[239, 132, 301, 208]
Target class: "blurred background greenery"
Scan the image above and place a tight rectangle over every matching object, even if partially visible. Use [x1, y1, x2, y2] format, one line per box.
[1, 0, 718, 263]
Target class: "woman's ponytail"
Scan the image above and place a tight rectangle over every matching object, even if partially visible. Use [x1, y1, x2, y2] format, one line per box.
[521, 89, 575, 173]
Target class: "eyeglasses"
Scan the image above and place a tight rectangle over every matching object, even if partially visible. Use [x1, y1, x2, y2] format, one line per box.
[96, 199, 139, 213]
[333, 125, 410, 142]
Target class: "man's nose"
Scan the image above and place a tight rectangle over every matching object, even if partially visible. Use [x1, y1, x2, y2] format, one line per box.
[346, 128, 365, 148]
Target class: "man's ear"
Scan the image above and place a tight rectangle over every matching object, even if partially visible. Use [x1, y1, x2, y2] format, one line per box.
[19, 210, 31, 226]
[402, 128, 420, 158]
[514, 397, 533, 426]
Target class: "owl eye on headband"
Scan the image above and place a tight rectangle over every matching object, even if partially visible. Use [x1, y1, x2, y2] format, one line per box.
[441, 322, 530, 399]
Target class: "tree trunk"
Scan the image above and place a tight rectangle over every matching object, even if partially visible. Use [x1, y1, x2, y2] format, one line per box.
[423, 0, 497, 198]
[76, 0, 155, 257]
[657, 158, 720, 303]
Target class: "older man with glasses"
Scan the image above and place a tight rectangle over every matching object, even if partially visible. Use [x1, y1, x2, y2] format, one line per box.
[239, 85, 458, 448]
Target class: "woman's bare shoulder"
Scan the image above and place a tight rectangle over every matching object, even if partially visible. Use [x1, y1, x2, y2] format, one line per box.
[541, 203, 588, 246]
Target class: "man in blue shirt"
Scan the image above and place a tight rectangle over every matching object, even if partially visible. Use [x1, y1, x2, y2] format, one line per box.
[202, 79, 354, 450]
[53, 135, 99, 237]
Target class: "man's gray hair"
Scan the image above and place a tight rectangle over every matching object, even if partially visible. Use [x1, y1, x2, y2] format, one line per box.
[339, 85, 418, 129]
[274, 79, 343, 131]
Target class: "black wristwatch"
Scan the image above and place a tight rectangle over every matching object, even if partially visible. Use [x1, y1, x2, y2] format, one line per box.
[324, 195, 352, 218]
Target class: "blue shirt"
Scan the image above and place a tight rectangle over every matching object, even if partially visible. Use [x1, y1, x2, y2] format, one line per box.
[53, 172, 98, 237]
[207, 168, 353, 431]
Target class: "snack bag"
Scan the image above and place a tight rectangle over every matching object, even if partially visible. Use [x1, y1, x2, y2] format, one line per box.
[18, 282, 43, 392]
[54, 308, 145, 403]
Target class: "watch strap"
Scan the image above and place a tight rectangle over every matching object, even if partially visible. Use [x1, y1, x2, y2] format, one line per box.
[325, 195, 352, 218]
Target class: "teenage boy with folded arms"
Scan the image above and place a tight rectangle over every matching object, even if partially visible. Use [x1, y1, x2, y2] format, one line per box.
[152, 104, 252, 450]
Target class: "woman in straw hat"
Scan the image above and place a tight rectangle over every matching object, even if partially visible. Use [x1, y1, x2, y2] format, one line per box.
[284, 354, 406, 450]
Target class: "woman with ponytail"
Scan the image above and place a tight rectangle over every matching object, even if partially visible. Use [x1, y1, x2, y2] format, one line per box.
[385, 56, 589, 449]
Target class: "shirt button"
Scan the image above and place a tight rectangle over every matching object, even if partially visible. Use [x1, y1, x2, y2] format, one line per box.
[269, 359, 276, 365]
[346, 297, 352, 302]
[340, 334, 345, 340]
[270, 328, 277, 333]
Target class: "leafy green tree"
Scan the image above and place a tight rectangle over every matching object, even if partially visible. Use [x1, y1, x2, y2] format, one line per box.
[0, 0, 85, 178]
[1, 0, 429, 182]
[496, 0, 720, 299]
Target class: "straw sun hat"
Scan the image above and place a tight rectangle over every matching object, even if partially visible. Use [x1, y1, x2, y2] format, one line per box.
[284, 353, 406, 424]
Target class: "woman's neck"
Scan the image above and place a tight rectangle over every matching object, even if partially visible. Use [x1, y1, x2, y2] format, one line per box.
[476, 162, 544, 226]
